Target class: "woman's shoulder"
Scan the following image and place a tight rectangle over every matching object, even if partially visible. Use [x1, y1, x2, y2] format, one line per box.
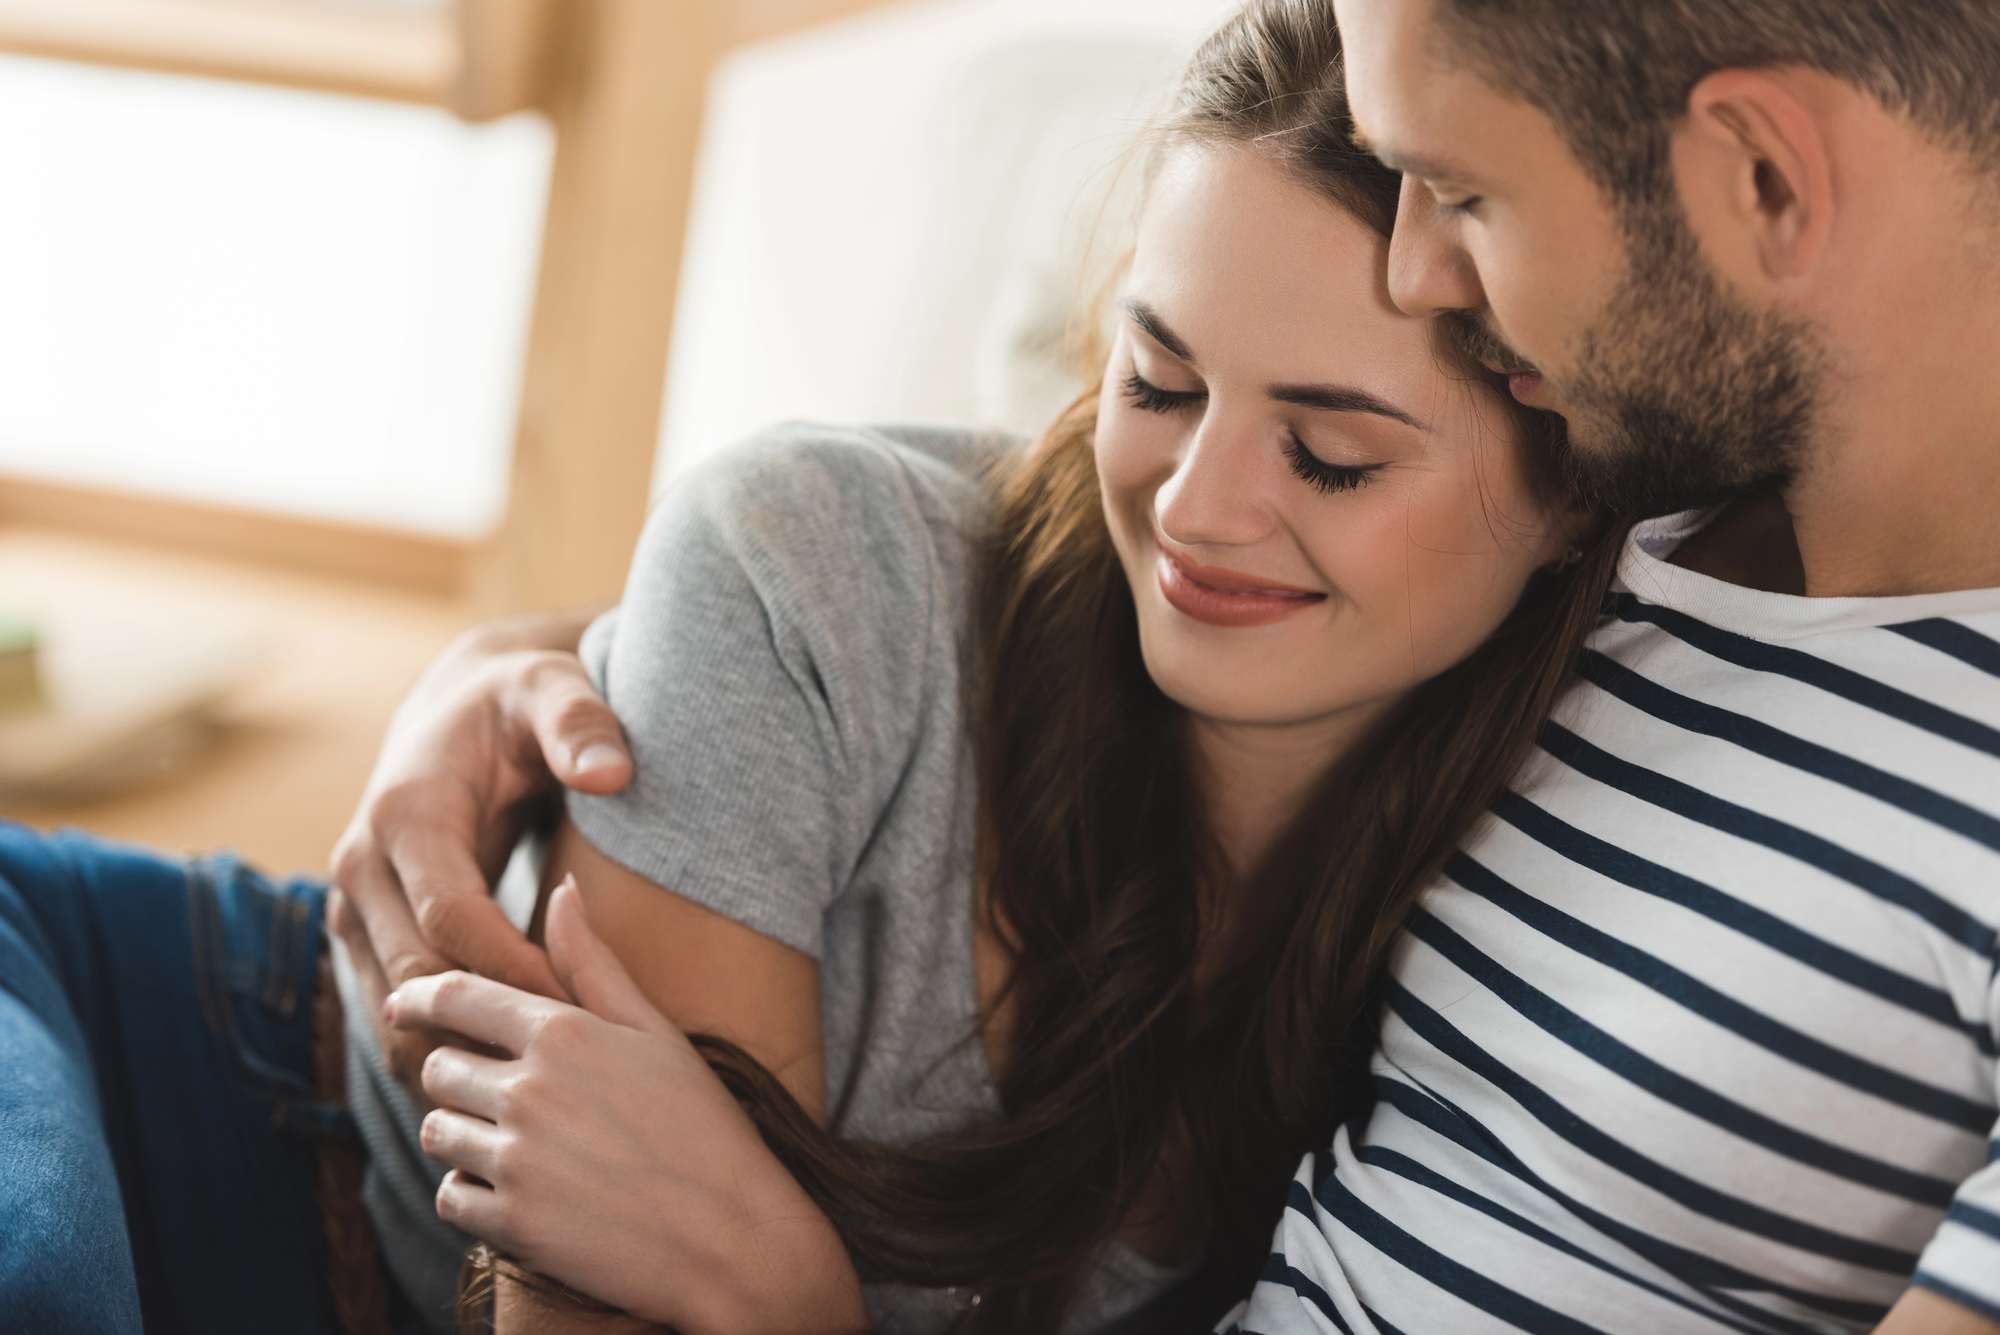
[614, 422, 1027, 669]
[639, 422, 1022, 624]
[677, 421, 1019, 530]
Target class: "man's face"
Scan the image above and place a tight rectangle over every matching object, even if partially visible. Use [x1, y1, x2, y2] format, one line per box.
[1333, 0, 1825, 515]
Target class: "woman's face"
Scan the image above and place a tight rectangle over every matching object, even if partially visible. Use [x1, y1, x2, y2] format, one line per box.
[1097, 144, 1578, 733]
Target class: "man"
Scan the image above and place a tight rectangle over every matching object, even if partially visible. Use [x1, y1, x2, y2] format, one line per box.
[337, 1, 2000, 1330]
[1228, 0, 2000, 1330]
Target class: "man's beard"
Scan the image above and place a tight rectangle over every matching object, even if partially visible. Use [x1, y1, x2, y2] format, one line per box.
[1451, 204, 1829, 517]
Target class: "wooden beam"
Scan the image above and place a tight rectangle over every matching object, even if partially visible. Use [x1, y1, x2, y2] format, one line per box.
[0, 0, 456, 105]
[477, 0, 725, 612]
[452, 0, 556, 122]
[0, 474, 472, 596]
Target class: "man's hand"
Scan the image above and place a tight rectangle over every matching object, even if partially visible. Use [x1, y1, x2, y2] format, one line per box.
[329, 609, 632, 1083]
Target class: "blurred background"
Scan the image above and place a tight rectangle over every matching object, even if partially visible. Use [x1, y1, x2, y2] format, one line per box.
[0, 0, 1240, 872]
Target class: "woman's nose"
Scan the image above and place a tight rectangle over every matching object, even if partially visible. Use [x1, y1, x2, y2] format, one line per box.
[1153, 412, 1278, 550]
[1387, 175, 1487, 319]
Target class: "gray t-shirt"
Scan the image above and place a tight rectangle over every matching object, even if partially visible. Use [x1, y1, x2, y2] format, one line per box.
[570, 423, 1190, 1333]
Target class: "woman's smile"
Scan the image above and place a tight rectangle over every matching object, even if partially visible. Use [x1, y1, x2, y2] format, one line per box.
[1155, 547, 1327, 628]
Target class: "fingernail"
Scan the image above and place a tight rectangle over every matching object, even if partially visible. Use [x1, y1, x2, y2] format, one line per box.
[383, 991, 399, 1018]
[573, 743, 625, 774]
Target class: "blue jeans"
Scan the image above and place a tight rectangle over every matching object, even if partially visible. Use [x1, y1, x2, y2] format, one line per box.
[0, 822, 349, 1334]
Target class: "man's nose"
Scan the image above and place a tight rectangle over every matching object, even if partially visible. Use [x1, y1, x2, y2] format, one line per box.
[1387, 175, 1486, 318]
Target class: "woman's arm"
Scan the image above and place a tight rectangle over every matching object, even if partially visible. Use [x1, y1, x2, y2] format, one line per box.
[534, 818, 827, 1122]
[393, 885, 867, 1335]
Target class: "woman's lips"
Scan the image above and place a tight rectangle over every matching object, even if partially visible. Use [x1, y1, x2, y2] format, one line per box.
[1155, 551, 1327, 628]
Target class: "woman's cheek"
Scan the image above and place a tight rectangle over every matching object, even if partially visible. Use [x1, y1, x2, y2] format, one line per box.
[1097, 411, 1180, 548]
[1401, 508, 1540, 676]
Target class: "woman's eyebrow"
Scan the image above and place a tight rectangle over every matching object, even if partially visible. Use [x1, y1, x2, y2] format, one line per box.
[1269, 383, 1428, 431]
[1122, 299, 1196, 363]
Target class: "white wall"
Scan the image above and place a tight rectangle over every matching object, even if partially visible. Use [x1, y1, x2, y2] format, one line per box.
[655, 0, 1243, 489]
[0, 54, 550, 537]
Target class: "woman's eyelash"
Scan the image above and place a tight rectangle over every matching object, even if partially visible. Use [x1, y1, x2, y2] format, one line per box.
[1434, 195, 1483, 220]
[1285, 435, 1383, 496]
[1122, 375, 1380, 495]
[1122, 371, 1205, 415]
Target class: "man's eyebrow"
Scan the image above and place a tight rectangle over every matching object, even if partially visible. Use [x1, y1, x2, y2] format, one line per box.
[1270, 383, 1427, 431]
[1122, 299, 1196, 363]
[1348, 126, 1470, 182]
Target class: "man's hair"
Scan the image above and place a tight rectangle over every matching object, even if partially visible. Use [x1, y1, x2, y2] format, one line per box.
[1434, 0, 2000, 209]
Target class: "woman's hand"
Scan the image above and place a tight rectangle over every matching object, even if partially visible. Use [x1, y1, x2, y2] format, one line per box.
[386, 882, 868, 1335]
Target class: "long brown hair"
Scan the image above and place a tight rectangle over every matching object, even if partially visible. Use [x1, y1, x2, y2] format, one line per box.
[479, 2, 1626, 1330]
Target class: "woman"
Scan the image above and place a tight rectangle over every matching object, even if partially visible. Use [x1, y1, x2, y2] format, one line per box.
[371, 3, 1622, 1331]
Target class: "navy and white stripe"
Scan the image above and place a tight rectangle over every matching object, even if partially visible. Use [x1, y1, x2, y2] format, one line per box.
[1227, 515, 2000, 1334]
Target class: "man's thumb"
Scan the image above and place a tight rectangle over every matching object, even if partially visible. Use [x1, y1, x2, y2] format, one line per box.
[544, 877, 676, 1039]
[530, 668, 632, 796]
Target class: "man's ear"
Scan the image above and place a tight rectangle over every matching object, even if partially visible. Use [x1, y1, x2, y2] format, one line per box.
[1672, 69, 1836, 284]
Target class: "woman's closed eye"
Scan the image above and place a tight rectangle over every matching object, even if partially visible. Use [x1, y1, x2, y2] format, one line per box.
[1285, 434, 1384, 497]
[1122, 371, 1206, 416]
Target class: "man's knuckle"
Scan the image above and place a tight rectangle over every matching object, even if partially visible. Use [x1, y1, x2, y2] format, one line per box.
[328, 838, 375, 893]
[412, 892, 468, 943]
[324, 891, 355, 939]
[550, 692, 608, 733]
[379, 942, 437, 988]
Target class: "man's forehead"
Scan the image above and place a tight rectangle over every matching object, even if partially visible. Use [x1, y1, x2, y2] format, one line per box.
[1336, 0, 1481, 182]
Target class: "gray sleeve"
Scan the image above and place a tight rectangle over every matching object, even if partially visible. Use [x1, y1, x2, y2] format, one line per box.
[568, 424, 976, 958]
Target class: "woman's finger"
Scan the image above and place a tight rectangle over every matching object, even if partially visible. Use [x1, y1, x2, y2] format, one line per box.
[387, 969, 560, 1054]
[543, 880, 680, 1041]
[419, 1107, 506, 1184]
[419, 1043, 513, 1120]
[435, 1168, 510, 1246]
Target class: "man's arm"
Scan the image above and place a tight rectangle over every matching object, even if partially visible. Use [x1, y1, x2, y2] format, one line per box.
[329, 607, 630, 1082]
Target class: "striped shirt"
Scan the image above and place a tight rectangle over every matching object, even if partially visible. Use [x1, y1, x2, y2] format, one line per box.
[1227, 511, 2000, 1335]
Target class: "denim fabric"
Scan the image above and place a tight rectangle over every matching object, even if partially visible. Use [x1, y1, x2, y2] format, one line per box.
[0, 822, 348, 1334]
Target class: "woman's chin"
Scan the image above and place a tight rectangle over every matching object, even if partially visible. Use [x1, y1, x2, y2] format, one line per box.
[1141, 651, 1324, 730]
